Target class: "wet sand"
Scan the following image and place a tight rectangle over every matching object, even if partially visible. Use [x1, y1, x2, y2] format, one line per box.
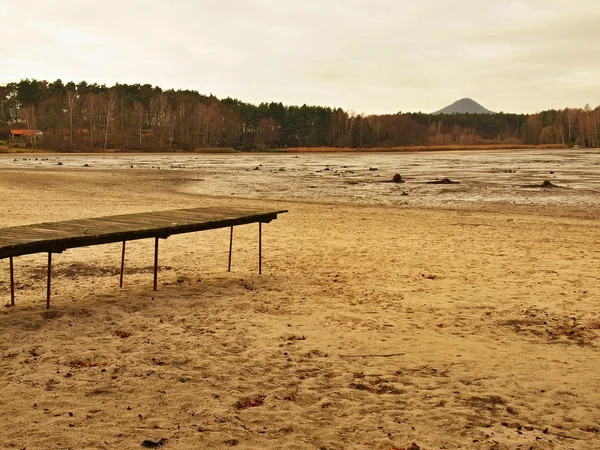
[1, 150, 600, 449]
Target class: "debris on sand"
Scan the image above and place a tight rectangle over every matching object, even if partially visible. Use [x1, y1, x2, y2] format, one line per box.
[392, 174, 405, 183]
[141, 438, 168, 448]
[235, 395, 266, 410]
[382, 173, 405, 184]
[350, 382, 405, 395]
[427, 178, 460, 184]
[391, 442, 421, 450]
[521, 180, 565, 189]
[114, 330, 132, 338]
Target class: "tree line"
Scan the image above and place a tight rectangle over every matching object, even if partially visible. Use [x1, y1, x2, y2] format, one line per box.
[0, 79, 598, 150]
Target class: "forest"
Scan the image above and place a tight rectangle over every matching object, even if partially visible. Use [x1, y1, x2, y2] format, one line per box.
[0, 79, 598, 151]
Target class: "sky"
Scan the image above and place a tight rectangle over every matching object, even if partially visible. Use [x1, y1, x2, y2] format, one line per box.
[1, 0, 599, 114]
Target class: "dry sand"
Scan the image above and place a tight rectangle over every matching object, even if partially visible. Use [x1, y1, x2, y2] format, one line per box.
[1, 152, 600, 449]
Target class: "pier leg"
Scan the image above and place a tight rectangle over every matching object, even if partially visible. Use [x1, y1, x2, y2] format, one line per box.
[9, 257, 15, 306]
[228, 227, 233, 272]
[120, 241, 126, 287]
[153, 237, 159, 290]
[46, 253, 52, 309]
[259, 223, 262, 275]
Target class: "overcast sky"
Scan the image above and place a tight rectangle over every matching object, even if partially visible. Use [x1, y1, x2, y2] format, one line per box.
[1, 0, 599, 114]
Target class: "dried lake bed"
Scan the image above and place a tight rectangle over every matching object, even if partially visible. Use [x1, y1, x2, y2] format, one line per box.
[2, 148, 599, 209]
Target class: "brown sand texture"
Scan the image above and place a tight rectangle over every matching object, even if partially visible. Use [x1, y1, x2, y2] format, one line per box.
[1, 157, 600, 449]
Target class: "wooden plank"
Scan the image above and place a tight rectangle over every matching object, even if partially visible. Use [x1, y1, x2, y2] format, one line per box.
[16, 226, 77, 237]
[95, 216, 181, 226]
[169, 210, 274, 222]
[91, 217, 185, 229]
[23, 222, 101, 235]
[46, 218, 167, 235]
[149, 211, 240, 223]
[0, 230, 60, 241]
[61, 221, 146, 234]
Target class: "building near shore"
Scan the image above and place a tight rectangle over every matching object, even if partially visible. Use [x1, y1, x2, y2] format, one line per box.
[9, 129, 44, 144]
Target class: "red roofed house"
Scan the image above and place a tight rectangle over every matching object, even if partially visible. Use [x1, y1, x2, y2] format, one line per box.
[9, 129, 44, 143]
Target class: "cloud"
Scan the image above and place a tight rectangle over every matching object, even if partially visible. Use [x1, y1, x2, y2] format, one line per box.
[1, 0, 599, 113]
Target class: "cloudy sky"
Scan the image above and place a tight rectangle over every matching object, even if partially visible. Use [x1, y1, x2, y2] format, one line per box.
[1, 0, 599, 114]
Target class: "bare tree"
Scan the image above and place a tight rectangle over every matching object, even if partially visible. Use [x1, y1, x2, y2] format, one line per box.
[20, 106, 37, 148]
[256, 117, 279, 149]
[66, 90, 76, 144]
[133, 100, 143, 145]
[86, 93, 97, 150]
[104, 87, 118, 150]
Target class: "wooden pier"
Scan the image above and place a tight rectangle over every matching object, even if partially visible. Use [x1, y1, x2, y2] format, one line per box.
[0, 207, 287, 308]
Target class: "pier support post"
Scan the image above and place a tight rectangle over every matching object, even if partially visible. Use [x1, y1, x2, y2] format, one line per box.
[9, 257, 15, 306]
[228, 227, 234, 272]
[259, 223, 262, 275]
[153, 238, 159, 290]
[46, 253, 52, 309]
[120, 241, 126, 287]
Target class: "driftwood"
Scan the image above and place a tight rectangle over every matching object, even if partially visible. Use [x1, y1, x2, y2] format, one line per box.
[340, 353, 405, 358]
[427, 178, 460, 184]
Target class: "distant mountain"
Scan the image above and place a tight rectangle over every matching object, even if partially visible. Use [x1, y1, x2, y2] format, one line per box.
[432, 98, 495, 115]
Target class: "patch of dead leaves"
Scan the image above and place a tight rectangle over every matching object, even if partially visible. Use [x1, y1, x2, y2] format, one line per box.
[114, 330, 132, 338]
[235, 395, 266, 410]
[69, 360, 108, 369]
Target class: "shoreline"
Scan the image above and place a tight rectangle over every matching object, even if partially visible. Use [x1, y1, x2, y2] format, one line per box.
[0, 143, 575, 155]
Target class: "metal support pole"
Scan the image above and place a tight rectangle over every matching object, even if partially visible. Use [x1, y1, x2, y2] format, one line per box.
[46, 253, 52, 309]
[120, 241, 126, 287]
[9, 257, 15, 306]
[258, 222, 262, 275]
[153, 237, 159, 290]
[228, 226, 233, 272]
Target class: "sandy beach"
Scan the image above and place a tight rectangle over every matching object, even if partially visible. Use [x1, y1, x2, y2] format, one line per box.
[1, 150, 600, 449]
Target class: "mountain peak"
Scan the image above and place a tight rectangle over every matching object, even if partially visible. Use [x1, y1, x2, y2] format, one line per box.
[432, 98, 495, 115]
